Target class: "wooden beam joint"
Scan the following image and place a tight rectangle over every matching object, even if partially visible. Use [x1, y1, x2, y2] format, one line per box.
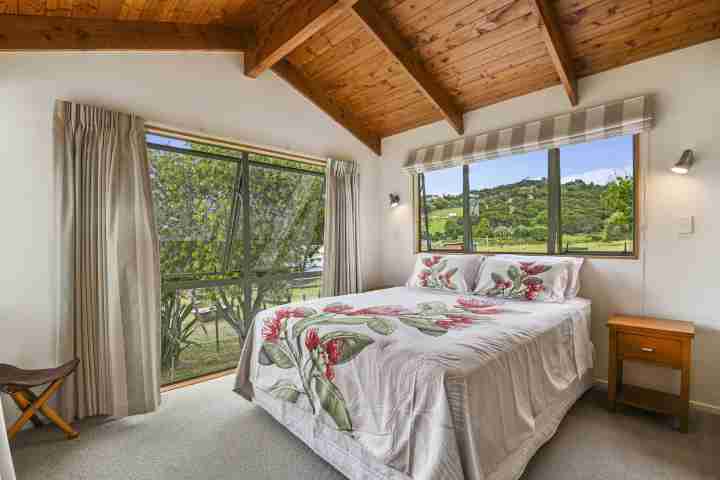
[349, 0, 464, 135]
[245, 0, 359, 78]
[272, 60, 381, 155]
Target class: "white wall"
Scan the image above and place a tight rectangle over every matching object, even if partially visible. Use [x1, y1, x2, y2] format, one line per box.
[0, 52, 382, 424]
[379, 39, 720, 411]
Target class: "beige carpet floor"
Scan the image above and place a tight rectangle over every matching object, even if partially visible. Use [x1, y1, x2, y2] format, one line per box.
[9, 376, 720, 480]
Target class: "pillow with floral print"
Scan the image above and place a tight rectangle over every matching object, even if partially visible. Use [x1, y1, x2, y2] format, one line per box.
[473, 257, 569, 302]
[495, 254, 584, 299]
[406, 254, 485, 293]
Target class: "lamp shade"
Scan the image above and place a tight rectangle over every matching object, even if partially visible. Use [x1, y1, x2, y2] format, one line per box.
[671, 149, 694, 174]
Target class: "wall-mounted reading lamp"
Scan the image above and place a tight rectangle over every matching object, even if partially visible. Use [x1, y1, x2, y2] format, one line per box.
[671, 149, 695, 175]
[389, 193, 400, 208]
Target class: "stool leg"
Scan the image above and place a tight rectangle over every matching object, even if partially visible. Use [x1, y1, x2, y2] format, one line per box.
[9, 390, 44, 428]
[7, 379, 67, 440]
[12, 387, 79, 440]
[38, 401, 79, 439]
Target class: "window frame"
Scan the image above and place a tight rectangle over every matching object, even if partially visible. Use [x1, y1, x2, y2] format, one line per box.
[146, 137, 325, 291]
[414, 134, 640, 259]
[148, 127, 327, 387]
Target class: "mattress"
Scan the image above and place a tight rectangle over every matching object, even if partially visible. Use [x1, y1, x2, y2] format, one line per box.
[235, 287, 594, 480]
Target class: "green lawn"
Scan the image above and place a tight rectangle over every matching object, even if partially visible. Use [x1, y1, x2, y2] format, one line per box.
[426, 207, 633, 254]
[161, 321, 241, 385]
[161, 277, 322, 386]
[427, 207, 463, 236]
[428, 236, 633, 254]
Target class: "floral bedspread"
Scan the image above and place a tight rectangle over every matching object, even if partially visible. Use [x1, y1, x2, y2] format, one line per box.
[235, 287, 593, 480]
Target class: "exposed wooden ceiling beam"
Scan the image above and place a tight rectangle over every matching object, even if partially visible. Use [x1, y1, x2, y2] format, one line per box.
[0, 15, 253, 52]
[529, 0, 578, 106]
[245, 0, 360, 78]
[272, 59, 381, 156]
[349, 0, 464, 135]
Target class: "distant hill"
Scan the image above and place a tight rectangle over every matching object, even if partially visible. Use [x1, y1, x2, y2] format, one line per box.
[425, 177, 631, 242]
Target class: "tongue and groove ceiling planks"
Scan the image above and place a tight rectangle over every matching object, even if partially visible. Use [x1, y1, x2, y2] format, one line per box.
[1, 0, 719, 155]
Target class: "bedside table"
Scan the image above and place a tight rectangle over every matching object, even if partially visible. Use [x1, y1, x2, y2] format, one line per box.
[607, 315, 695, 432]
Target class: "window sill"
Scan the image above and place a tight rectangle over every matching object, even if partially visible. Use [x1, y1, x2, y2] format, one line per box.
[160, 368, 236, 393]
[415, 250, 639, 260]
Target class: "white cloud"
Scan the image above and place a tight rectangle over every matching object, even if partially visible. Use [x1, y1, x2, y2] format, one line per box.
[561, 166, 632, 186]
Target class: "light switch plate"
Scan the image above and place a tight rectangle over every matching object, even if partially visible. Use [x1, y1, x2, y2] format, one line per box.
[678, 216, 694, 235]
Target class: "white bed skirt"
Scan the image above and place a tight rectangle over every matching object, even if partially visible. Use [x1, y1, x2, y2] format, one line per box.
[254, 372, 593, 480]
[0, 401, 16, 480]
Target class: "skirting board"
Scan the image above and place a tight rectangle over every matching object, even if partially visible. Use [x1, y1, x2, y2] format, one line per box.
[593, 378, 720, 416]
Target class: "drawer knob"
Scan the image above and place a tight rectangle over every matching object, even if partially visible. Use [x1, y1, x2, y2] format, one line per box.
[640, 347, 655, 353]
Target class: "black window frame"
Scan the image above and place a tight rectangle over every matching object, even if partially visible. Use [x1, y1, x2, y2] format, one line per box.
[416, 134, 639, 259]
[150, 132, 327, 386]
[148, 134, 326, 293]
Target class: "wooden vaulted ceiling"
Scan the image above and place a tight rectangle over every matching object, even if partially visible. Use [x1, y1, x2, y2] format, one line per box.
[1, 0, 719, 155]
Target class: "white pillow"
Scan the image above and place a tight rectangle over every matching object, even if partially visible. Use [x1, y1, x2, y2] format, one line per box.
[495, 254, 584, 299]
[474, 257, 569, 302]
[406, 254, 485, 293]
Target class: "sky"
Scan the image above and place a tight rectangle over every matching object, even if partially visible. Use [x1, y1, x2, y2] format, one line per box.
[146, 133, 190, 148]
[425, 135, 634, 195]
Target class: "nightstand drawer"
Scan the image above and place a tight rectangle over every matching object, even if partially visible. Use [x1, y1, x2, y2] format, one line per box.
[617, 333, 682, 366]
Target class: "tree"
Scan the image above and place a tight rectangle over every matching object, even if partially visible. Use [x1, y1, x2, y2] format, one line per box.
[150, 142, 325, 375]
[601, 176, 633, 241]
[493, 225, 513, 240]
[529, 225, 548, 242]
[472, 218, 491, 238]
[603, 211, 630, 241]
[445, 217, 465, 241]
[430, 196, 449, 210]
[513, 225, 531, 240]
[602, 176, 633, 220]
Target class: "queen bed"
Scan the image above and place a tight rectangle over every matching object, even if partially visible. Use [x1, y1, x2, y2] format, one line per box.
[234, 273, 594, 480]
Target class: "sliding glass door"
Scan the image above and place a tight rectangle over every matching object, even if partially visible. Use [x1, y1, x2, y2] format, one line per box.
[148, 134, 325, 385]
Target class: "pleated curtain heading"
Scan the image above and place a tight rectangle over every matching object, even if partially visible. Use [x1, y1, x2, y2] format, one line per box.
[404, 95, 654, 174]
[55, 100, 162, 420]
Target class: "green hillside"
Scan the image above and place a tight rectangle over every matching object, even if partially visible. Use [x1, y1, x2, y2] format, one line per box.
[421, 177, 633, 254]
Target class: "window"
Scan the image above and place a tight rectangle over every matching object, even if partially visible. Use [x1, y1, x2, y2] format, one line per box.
[417, 134, 637, 257]
[559, 136, 635, 254]
[469, 150, 549, 254]
[148, 133, 325, 385]
[418, 166, 464, 251]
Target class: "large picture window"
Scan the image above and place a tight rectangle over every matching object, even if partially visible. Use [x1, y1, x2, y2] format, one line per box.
[418, 134, 637, 257]
[148, 133, 325, 385]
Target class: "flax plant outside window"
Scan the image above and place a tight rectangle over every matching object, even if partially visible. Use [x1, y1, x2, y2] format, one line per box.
[418, 134, 637, 257]
[148, 134, 325, 385]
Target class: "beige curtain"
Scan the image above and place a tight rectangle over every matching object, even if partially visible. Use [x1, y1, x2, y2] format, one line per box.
[55, 101, 161, 420]
[321, 159, 362, 297]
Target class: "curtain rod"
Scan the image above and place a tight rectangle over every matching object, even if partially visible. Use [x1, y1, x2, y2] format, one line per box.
[145, 124, 327, 167]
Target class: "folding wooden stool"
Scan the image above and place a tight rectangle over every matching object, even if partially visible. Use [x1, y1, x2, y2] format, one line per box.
[0, 359, 80, 440]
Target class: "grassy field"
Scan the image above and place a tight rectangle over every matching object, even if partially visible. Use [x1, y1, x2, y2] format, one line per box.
[471, 238, 633, 253]
[426, 207, 463, 235]
[161, 321, 242, 385]
[425, 235, 633, 254]
[426, 208, 632, 254]
[161, 277, 322, 386]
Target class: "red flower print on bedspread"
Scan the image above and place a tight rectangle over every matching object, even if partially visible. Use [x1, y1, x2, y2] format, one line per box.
[257, 297, 522, 433]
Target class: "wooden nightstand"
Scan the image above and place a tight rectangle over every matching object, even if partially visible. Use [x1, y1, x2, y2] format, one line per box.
[607, 315, 695, 432]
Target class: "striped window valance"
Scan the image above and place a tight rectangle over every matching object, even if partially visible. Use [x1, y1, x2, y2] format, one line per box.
[404, 95, 653, 174]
